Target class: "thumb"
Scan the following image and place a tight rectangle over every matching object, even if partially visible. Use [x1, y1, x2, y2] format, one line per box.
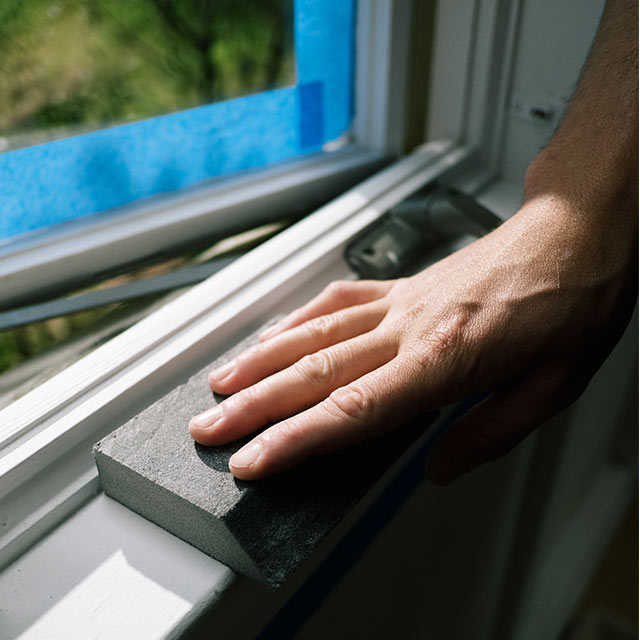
[425, 364, 584, 485]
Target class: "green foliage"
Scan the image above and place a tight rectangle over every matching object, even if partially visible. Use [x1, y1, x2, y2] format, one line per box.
[0, 305, 121, 375]
[0, 0, 294, 138]
[0, 332, 22, 372]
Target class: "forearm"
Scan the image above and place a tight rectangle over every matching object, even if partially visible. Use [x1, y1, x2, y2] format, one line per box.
[525, 0, 638, 213]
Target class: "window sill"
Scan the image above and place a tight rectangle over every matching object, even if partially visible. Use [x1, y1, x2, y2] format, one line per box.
[0, 141, 471, 639]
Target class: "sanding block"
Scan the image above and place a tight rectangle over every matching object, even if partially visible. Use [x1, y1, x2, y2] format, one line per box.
[93, 322, 424, 587]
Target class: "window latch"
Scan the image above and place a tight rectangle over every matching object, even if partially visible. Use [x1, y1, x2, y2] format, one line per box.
[344, 185, 502, 279]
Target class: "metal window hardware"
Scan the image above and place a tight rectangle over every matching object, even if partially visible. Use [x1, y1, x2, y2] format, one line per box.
[344, 185, 502, 279]
[0, 255, 238, 332]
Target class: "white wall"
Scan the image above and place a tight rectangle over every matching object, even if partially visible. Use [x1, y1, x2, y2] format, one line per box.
[500, 0, 606, 181]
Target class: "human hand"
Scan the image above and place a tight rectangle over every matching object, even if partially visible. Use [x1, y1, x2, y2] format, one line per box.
[189, 0, 637, 483]
[189, 192, 635, 483]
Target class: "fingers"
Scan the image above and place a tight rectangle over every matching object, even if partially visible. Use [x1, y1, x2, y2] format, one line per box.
[208, 302, 387, 394]
[228, 351, 433, 479]
[425, 364, 586, 485]
[259, 279, 393, 341]
[190, 330, 397, 447]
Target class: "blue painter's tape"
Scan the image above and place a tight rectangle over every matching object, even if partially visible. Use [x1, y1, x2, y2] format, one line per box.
[294, 0, 355, 141]
[298, 81, 324, 150]
[0, 88, 298, 241]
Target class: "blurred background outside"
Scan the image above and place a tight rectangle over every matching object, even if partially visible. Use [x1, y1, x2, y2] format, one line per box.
[0, 0, 294, 152]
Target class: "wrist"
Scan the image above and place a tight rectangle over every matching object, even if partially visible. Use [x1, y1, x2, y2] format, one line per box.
[515, 174, 637, 308]
[524, 142, 638, 222]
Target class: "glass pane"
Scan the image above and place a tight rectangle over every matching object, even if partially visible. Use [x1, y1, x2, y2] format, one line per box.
[0, 0, 355, 242]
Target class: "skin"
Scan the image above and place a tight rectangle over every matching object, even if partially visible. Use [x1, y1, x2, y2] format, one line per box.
[190, 0, 638, 483]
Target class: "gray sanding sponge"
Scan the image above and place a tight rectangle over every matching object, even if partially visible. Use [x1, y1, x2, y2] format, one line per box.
[93, 322, 423, 587]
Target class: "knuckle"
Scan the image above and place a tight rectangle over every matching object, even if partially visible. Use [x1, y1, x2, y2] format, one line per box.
[304, 314, 336, 342]
[430, 327, 462, 354]
[325, 385, 372, 423]
[296, 350, 336, 386]
[228, 385, 259, 414]
[403, 341, 438, 371]
[408, 310, 472, 368]
[324, 280, 355, 299]
[232, 384, 282, 424]
[428, 317, 466, 354]
[403, 300, 428, 323]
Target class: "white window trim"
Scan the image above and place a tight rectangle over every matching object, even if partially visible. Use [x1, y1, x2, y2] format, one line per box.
[353, 1, 413, 155]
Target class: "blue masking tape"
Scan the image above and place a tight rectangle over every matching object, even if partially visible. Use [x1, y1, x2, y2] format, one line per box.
[298, 82, 324, 150]
[295, 0, 355, 141]
[0, 88, 299, 241]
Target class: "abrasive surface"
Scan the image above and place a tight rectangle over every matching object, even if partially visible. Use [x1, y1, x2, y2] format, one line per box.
[93, 321, 424, 587]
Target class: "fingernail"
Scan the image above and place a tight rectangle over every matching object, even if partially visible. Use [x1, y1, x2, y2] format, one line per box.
[209, 359, 235, 382]
[230, 441, 261, 468]
[258, 324, 280, 341]
[190, 406, 222, 429]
